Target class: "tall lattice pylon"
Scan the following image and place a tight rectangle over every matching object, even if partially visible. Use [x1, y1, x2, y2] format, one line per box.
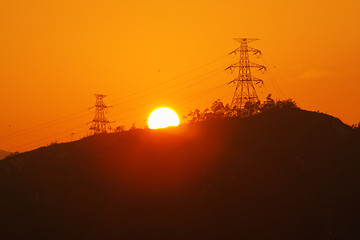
[226, 38, 266, 112]
[88, 94, 112, 134]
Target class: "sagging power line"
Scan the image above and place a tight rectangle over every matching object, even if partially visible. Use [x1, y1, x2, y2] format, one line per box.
[2, 41, 286, 152]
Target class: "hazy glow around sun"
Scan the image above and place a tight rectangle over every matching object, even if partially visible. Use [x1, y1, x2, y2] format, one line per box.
[148, 108, 180, 129]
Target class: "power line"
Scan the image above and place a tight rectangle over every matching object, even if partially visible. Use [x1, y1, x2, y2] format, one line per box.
[11, 123, 88, 152]
[108, 68, 226, 119]
[107, 64, 228, 108]
[1, 54, 232, 151]
[108, 54, 229, 105]
[0, 110, 91, 143]
[260, 55, 286, 98]
[0, 54, 229, 144]
[11, 80, 230, 152]
[174, 83, 229, 108]
[0, 109, 89, 142]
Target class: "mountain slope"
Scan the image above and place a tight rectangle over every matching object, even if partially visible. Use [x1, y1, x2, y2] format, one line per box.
[0, 108, 359, 239]
[0, 150, 11, 160]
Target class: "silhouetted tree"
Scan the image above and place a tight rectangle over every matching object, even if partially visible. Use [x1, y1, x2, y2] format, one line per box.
[352, 122, 360, 130]
[47, 141, 58, 146]
[114, 125, 125, 132]
[260, 96, 297, 112]
[186, 97, 299, 123]
[130, 123, 138, 130]
[186, 100, 233, 122]
[260, 94, 276, 112]
[240, 100, 261, 117]
[207, 99, 232, 119]
[186, 109, 204, 123]
[275, 98, 298, 109]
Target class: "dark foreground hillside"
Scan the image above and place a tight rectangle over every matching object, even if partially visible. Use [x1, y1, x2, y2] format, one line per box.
[1, 108, 360, 240]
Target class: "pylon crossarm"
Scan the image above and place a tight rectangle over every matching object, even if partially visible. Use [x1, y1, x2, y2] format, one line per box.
[233, 38, 259, 43]
[95, 103, 107, 108]
[234, 62, 265, 69]
[226, 62, 266, 71]
[229, 78, 263, 85]
[251, 77, 264, 84]
[229, 46, 261, 55]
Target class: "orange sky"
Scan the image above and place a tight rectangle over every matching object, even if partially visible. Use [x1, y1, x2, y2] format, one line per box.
[1, 0, 360, 152]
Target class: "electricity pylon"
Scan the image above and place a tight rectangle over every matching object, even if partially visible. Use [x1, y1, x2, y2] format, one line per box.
[226, 38, 266, 112]
[88, 94, 112, 134]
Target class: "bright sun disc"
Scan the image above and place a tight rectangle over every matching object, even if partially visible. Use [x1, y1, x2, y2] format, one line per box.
[148, 108, 180, 129]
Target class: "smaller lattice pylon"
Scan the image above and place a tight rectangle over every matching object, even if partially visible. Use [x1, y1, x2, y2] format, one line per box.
[88, 94, 113, 135]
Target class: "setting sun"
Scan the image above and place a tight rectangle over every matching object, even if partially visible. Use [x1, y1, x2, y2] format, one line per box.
[148, 108, 180, 129]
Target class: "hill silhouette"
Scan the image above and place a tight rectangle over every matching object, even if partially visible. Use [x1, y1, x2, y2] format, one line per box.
[1, 108, 359, 239]
[0, 150, 12, 160]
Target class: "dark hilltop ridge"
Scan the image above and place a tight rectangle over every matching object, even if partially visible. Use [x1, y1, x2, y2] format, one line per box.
[0, 150, 12, 160]
[1, 107, 360, 239]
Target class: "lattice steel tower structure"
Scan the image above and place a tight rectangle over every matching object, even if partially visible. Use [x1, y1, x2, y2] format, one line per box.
[88, 94, 112, 134]
[226, 38, 266, 111]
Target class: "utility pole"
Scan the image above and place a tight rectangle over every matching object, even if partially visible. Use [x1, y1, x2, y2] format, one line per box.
[226, 38, 266, 113]
[88, 94, 112, 135]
